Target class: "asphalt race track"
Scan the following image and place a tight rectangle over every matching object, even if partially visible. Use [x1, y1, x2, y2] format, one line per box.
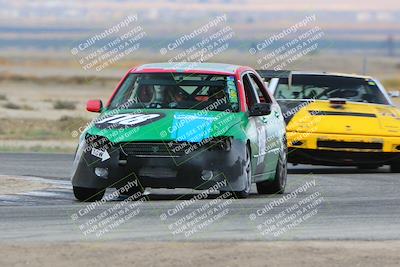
[0, 152, 399, 242]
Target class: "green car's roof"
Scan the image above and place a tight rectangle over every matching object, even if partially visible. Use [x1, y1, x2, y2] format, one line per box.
[133, 62, 242, 75]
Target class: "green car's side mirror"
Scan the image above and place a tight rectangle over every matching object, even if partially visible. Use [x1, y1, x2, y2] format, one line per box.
[86, 99, 103, 113]
[249, 103, 272, 116]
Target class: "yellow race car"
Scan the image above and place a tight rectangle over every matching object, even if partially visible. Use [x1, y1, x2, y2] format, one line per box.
[264, 71, 400, 172]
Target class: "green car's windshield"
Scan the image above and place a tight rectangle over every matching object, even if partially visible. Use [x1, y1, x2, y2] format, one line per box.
[109, 73, 240, 111]
[274, 75, 389, 105]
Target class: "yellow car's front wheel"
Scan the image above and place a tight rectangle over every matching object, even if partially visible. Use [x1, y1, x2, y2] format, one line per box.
[391, 163, 400, 173]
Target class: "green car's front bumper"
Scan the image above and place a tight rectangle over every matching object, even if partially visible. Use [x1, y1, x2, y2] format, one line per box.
[71, 138, 249, 192]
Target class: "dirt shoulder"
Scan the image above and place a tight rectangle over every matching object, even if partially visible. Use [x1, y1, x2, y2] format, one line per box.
[0, 241, 399, 267]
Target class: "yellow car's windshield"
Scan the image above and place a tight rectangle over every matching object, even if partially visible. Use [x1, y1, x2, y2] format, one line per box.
[275, 75, 389, 105]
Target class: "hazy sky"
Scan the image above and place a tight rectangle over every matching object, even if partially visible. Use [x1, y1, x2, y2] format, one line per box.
[2, 0, 400, 27]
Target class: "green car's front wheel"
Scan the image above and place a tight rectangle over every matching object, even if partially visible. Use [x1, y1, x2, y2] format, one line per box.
[73, 186, 105, 202]
[221, 145, 252, 199]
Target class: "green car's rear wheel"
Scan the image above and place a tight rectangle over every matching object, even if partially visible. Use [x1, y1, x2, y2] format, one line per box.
[256, 141, 287, 195]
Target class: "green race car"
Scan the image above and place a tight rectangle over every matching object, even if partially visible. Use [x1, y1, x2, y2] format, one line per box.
[71, 63, 287, 201]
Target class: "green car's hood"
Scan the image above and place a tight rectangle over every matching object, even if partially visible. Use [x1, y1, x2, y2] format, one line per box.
[86, 108, 246, 143]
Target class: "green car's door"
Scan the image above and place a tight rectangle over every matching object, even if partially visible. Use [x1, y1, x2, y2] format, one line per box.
[243, 72, 281, 182]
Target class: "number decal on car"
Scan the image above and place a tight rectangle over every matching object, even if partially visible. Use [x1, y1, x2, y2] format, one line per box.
[95, 113, 164, 129]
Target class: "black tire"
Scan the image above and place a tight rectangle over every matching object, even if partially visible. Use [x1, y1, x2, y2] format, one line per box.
[256, 140, 287, 195]
[390, 163, 400, 173]
[221, 145, 252, 199]
[357, 165, 379, 170]
[73, 186, 105, 202]
[118, 185, 144, 197]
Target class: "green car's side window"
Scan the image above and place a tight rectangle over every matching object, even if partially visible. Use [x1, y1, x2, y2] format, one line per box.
[242, 74, 258, 109]
[248, 73, 273, 104]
